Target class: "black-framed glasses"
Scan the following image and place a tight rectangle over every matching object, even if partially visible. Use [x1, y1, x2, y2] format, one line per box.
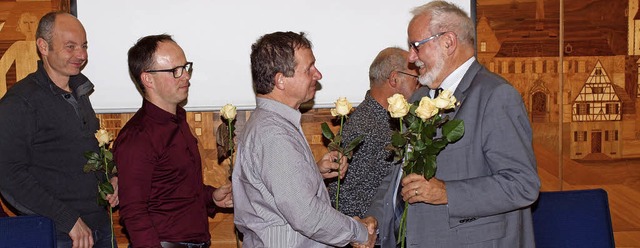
[145, 62, 193, 78]
[409, 32, 447, 51]
[396, 70, 419, 79]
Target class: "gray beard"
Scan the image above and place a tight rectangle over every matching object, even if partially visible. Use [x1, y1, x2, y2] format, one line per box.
[418, 57, 444, 88]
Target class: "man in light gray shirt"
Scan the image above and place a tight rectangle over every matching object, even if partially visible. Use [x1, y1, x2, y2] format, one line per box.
[233, 31, 377, 248]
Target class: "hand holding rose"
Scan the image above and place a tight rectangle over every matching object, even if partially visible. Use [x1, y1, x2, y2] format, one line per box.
[213, 183, 234, 208]
[317, 150, 348, 179]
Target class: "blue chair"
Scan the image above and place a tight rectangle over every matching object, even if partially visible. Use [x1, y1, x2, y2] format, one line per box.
[0, 215, 56, 248]
[531, 189, 615, 248]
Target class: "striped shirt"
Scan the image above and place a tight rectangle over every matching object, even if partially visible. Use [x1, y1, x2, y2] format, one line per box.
[233, 97, 368, 247]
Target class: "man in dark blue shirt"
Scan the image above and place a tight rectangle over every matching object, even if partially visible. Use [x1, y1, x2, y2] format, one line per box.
[0, 11, 118, 248]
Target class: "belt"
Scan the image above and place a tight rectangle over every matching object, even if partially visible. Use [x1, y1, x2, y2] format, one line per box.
[160, 241, 210, 248]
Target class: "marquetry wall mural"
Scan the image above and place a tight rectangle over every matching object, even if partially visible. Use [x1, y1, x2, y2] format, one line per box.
[477, 0, 640, 245]
[0, 0, 68, 98]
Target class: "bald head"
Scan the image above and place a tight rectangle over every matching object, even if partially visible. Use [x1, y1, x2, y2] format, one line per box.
[369, 47, 410, 87]
[36, 12, 85, 50]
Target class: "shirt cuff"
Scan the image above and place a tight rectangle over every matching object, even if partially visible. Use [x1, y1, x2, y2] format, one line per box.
[352, 218, 369, 244]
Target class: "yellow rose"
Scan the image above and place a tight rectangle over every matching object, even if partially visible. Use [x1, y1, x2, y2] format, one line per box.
[95, 129, 113, 147]
[387, 93, 410, 118]
[433, 90, 457, 110]
[221, 104, 237, 120]
[331, 97, 352, 117]
[415, 97, 439, 121]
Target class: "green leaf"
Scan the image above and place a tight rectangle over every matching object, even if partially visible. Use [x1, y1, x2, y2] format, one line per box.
[405, 112, 418, 124]
[443, 119, 465, 142]
[96, 182, 114, 206]
[432, 138, 448, 150]
[391, 132, 406, 148]
[321, 122, 335, 140]
[84, 151, 100, 160]
[344, 135, 364, 154]
[229, 120, 236, 134]
[103, 149, 113, 161]
[424, 154, 437, 179]
[412, 156, 426, 175]
[328, 142, 341, 151]
[423, 123, 436, 140]
[409, 119, 422, 132]
[84, 159, 101, 172]
[97, 197, 108, 206]
[424, 145, 441, 155]
[99, 181, 115, 195]
[333, 134, 343, 144]
[105, 160, 116, 176]
[404, 160, 416, 172]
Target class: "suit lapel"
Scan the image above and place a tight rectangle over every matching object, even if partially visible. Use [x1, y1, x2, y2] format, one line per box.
[449, 61, 482, 119]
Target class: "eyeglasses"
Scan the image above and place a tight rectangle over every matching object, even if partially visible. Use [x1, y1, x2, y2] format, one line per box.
[145, 62, 193, 78]
[396, 71, 419, 79]
[409, 32, 447, 52]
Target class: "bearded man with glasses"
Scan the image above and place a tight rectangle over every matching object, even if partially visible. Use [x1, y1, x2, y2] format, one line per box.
[366, 1, 540, 247]
[113, 34, 233, 248]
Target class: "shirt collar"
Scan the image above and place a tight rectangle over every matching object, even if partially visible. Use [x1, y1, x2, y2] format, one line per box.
[439, 57, 475, 93]
[256, 97, 302, 126]
[141, 99, 186, 123]
[364, 90, 386, 113]
[34, 60, 94, 98]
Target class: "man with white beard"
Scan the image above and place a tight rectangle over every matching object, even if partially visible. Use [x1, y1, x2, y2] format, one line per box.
[366, 1, 540, 247]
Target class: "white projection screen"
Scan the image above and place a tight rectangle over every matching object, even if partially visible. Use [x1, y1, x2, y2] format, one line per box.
[77, 0, 471, 113]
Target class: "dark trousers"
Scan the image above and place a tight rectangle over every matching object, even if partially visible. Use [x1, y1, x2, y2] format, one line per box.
[56, 223, 115, 248]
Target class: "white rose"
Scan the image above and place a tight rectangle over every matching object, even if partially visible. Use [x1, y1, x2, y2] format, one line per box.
[387, 94, 410, 118]
[433, 90, 457, 110]
[415, 97, 439, 121]
[331, 97, 352, 117]
[221, 104, 237, 120]
[95, 129, 113, 147]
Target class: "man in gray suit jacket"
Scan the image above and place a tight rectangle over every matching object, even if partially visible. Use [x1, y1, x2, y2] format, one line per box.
[367, 1, 540, 247]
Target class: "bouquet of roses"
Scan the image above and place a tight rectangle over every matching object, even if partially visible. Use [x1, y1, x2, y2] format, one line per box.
[386, 91, 464, 248]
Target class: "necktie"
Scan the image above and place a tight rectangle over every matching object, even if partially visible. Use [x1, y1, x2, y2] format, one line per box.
[432, 87, 444, 98]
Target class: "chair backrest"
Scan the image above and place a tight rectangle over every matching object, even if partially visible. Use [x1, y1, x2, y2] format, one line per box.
[0, 206, 7, 218]
[531, 188, 615, 248]
[0, 215, 56, 248]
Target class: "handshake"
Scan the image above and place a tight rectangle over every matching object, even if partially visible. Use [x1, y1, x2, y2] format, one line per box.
[352, 216, 378, 248]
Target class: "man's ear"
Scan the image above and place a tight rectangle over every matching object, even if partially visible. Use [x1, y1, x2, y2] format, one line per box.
[274, 72, 286, 90]
[388, 71, 399, 88]
[141, 72, 154, 91]
[443, 32, 457, 55]
[36, 38, 48, 56]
